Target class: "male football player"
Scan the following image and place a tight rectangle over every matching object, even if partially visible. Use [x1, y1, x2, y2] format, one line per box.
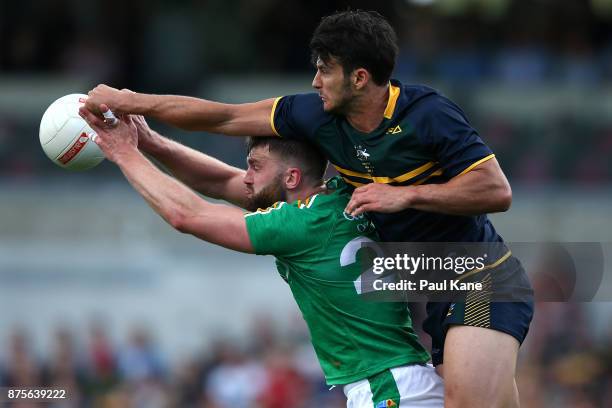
[79, 106, 444, 407]
[85, 10, 533, 408]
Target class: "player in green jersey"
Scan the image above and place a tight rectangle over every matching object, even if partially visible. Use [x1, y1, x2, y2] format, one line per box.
[79, 106, 444, 407]
[85, 11, 533, 408]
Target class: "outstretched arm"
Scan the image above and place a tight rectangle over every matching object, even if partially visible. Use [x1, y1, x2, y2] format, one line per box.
[345, 158, 512, 216]
[85, 85, 276, 136]
[81, 111, 248, 208]
[79, 106, 254, 253]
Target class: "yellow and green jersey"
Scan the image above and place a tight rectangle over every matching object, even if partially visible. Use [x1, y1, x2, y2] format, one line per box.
[271, 80, 501, 243]
[244, 177, 429, 385]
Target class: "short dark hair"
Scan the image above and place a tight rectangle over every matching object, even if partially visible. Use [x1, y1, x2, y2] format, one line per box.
[310, 10, 399, 86]
[246, 137, 328, 185]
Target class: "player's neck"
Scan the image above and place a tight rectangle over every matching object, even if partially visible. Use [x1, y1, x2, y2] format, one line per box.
[345, 83, 389, 133]
[286, 183, 326, 204]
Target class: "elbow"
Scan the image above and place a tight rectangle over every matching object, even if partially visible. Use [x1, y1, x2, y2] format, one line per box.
[494, 183, 512, 213]
[167, 210, 190, 233]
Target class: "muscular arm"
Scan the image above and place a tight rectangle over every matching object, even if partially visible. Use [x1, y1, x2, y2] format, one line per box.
[346, 158, 512, 216]
[118, 149, 253, 253]
[82, 111, 249, 208]
[134, 117, 248, 208]
[407, 158, 512, 215]
[79, 108, 254, 253]
[86, 85, 276, 136]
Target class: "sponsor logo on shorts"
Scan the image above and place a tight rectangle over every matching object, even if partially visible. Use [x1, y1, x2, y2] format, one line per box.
[376, 399, 397, 408]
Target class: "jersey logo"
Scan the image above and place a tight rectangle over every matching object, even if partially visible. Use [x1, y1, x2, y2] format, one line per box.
[356, 147, 370, 160]
[386, 125, 402, 134]
[354, 145, 375, 174]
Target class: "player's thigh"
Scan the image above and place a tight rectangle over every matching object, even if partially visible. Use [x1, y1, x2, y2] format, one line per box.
[443, 325, 519, 408]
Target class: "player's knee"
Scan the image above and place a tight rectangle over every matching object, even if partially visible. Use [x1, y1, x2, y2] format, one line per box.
[444, 378, 482, 408]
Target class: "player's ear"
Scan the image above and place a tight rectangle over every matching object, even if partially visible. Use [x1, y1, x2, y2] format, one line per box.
[352, 68, 369, 90]
[284, 167, 302, 190]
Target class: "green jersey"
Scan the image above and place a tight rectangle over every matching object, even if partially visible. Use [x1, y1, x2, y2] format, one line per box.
[244, 177, 429, 385]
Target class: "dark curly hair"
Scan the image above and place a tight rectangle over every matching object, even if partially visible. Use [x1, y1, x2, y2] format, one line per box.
[310, 10, 399, 86]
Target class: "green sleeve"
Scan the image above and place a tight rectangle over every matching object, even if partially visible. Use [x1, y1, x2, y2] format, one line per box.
[244, 202, 315, 257]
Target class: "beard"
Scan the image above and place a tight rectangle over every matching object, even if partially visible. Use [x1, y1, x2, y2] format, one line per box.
[246, 174, 287, 212]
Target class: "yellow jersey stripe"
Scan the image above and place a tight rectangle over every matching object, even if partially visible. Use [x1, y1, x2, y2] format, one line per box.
[333, 161, 438, 184]
[342, 177, 365, 187]
[270, 96, 282, 137]
[389, 161, 437, 183]
[332, 163, 372, 180]
[332, 164, 371, 180]
[384, 84, 401, 119]
[413, 169, 444, 186]
[455, 250, 512, 282]
[457, 154, 496, 177]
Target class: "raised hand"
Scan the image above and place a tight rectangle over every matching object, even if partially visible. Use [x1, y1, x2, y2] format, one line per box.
[79, 104, 138, 164]
[85, 84, 134, 116]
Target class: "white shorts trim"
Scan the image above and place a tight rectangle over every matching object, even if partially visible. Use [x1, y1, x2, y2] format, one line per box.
[343, 364, 444, 408]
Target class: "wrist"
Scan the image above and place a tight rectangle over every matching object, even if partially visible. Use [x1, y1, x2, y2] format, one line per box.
[114, 147, 143, 166]
[122, 91, 148, 115]
[402, 185, 417, 208]
[138, 131, 165, 155]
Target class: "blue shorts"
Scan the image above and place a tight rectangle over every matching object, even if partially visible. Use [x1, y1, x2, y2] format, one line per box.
[423, 255, 534, 366]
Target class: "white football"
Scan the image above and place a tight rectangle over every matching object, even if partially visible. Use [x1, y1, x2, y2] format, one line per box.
[39, 94, 105, 171]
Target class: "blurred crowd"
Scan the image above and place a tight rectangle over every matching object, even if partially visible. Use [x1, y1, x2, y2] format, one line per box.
[0, 318, 346, 408]
[2, 0, 612, 86]
[0, 0, 611, 183]
[1, 302, 611, 408]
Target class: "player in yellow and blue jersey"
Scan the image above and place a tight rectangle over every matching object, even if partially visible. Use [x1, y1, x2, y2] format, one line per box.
[86, 10, 533, 407]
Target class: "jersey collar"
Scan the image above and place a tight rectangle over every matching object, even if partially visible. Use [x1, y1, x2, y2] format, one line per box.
[383, 81, 401, 119]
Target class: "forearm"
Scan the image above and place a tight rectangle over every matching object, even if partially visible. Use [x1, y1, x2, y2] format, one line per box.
[115, 149, 210, 228]
[140, 132, 247, 208]
[122, 93, 275, 135]
[114, 149, 252, 252]
[346, 158, 512, 217]
[407, 168, 512, 216]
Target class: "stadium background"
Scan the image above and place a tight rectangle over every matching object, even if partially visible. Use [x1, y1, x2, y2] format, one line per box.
[1, 0, 612, 406]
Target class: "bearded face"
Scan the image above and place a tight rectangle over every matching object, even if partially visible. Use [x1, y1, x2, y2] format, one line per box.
[246, 172, 287, 212]
[244, 146, 289, 212]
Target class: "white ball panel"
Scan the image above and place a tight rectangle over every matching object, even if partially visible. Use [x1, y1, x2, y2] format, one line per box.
[39, 93, 105, 171]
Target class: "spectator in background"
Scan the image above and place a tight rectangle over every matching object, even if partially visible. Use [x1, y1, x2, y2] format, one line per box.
[86, 322, 118, 397]
[44, 326, 84, 406]
[204, 343, 267, 408]
[117, 326, 164, 384]
[3, 328, 42, 389]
